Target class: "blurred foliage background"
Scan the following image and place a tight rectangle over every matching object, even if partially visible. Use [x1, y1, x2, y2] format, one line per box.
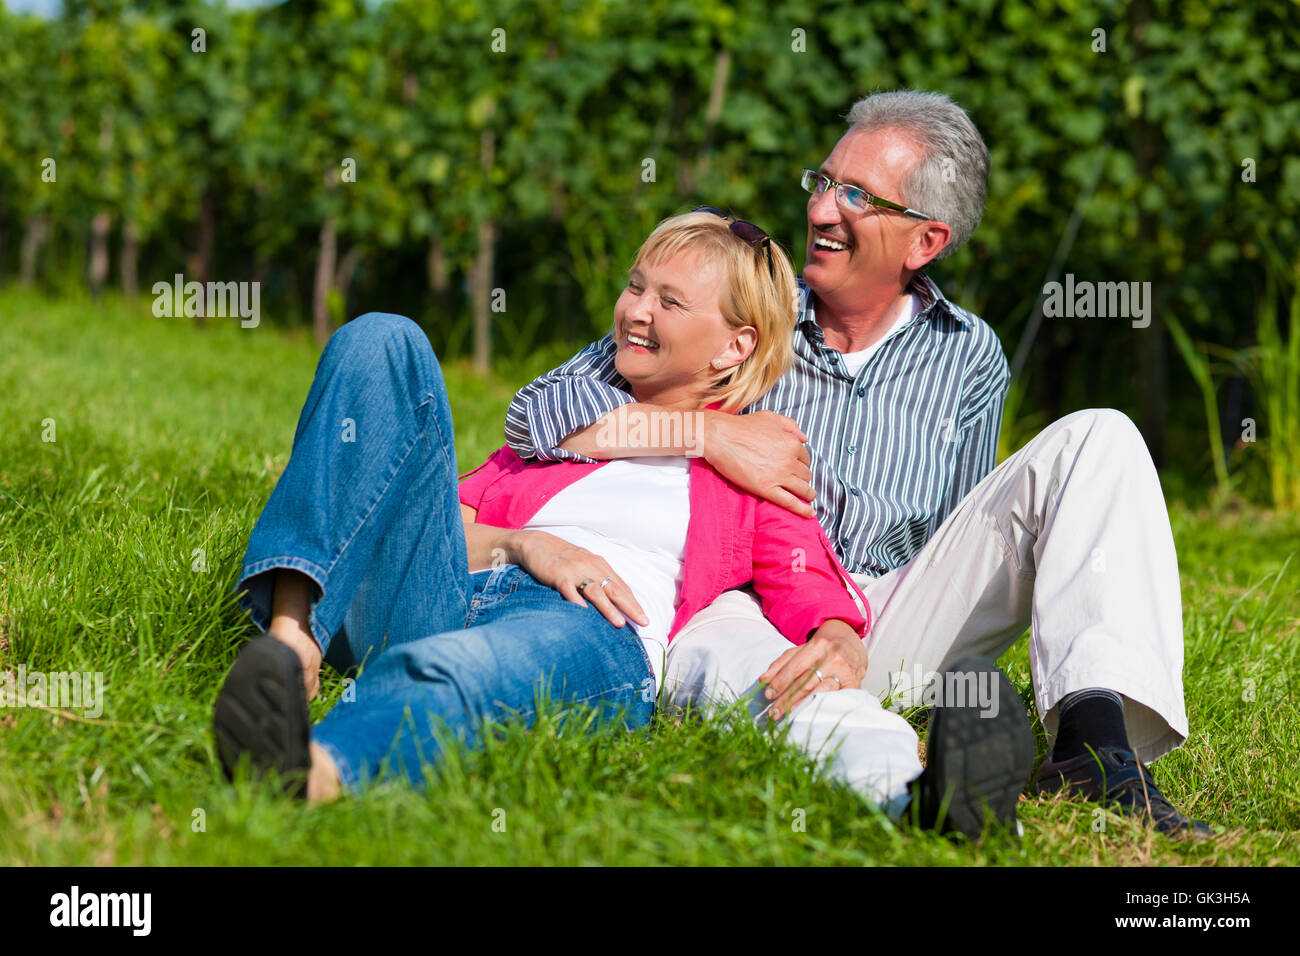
[0, 0, 1297, 508]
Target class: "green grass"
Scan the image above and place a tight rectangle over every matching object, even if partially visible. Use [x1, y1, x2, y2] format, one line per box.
[1, 288, 1297, 866]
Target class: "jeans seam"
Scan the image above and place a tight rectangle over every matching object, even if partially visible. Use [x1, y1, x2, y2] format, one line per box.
[414, 388, 460, 486]
[631, 632, 654, 676]
[240, 555, 329, 588]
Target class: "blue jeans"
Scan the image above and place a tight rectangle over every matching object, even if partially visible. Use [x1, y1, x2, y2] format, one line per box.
[235, 312, 655, 791]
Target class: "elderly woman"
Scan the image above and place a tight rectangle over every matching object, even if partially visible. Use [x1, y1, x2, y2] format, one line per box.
[214, 209, 937, 808]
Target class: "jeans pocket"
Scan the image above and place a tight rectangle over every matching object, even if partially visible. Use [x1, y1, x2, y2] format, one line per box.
[465, 563, 525, 625]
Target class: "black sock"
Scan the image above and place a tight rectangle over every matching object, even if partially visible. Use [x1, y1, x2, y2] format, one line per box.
[1051, 688, 1128, 762]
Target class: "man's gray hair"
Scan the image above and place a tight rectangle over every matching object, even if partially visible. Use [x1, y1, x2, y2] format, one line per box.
[845, 90, 989, 259]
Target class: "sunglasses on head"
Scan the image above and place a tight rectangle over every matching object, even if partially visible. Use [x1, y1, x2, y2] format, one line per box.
[692, 205, 774, 279]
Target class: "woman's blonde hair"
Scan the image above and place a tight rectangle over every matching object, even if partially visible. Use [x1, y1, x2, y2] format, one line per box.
[629, 210, 798, 412]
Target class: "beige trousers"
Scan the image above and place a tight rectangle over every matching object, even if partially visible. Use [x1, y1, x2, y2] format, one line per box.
[664, 409, 1189, 809]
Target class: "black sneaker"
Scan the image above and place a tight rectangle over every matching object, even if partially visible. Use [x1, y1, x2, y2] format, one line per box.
[1034, 745, 1214, 839]
[213, 636, 312, 796]
[910, 656, 1036, 839]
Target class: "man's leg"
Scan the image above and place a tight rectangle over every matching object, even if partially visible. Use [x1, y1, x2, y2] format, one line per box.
[857, 407, 1187, 764]
[857, 408, 1207, 836]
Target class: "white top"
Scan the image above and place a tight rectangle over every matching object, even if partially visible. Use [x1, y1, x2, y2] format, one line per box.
[839, 294, 920, 377]
[523, 456, 691, 695]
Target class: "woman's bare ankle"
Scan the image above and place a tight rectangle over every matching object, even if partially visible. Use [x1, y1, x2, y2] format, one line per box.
[269, 570, 324, 699]
[307, 743, 342, 802]
[268, 625, 322, 699]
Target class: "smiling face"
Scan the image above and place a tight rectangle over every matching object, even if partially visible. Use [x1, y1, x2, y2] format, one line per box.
[611, 248, 756, 410]
[803, 126, 932, 309]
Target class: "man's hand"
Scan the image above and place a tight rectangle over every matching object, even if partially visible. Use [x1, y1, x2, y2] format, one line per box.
[703, 410, 816, 518]
[758, 619, 867, 721]
[515, 529, 649, 631]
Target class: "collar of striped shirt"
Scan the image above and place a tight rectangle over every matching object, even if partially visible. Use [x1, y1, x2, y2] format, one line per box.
[795, 272, 973, 346]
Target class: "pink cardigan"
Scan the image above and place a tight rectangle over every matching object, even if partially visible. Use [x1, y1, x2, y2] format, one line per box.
[458, 446, 871, 646]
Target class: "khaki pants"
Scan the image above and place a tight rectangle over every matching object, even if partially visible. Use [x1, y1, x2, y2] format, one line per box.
[664, 409, 1189, 809]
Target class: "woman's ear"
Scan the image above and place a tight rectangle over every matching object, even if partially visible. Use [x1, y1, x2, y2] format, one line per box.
[717, 326, 758, 369]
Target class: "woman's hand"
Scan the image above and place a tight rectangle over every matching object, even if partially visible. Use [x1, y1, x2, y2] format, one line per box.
[515, 529, 649, 630]
[462, 506, 647, 630]
[758, 619, 867, 721]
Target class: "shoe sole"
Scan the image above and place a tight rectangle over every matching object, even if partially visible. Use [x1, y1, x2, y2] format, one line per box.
[213, 636, 311, 795]
[923, 656, 1036, 839]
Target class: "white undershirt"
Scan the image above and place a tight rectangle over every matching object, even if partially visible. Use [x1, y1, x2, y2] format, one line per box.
[523, 456, 691, 694]
[838, 293, 920, 377]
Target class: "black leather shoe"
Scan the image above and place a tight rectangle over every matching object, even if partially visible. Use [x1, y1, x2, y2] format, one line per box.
[1034, 745, 1214, 839]
[213, 636, 312, 797]
[910, 656, 1036, 839]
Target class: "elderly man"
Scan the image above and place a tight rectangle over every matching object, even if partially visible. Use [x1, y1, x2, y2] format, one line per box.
[504, 90, 1208, 838]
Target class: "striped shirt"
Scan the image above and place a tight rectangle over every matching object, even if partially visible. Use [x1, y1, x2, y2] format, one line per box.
[503, 273, 1010, 576]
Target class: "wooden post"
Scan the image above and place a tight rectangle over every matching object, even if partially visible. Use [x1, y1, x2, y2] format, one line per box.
[472, 108, 496, 373]
[1130, 0, 1166, 465]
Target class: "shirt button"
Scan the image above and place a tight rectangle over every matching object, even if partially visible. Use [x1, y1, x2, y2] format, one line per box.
[856, 386, 866, 397]
[847, 444, 857, 454]
[849, 487, 860, 497]
[839, 536, 851, 550]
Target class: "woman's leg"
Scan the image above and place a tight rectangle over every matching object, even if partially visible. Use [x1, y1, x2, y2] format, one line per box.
[268, 570, 322, 697]
[234, 312, 473, 693]
[311, 566, 655, 792]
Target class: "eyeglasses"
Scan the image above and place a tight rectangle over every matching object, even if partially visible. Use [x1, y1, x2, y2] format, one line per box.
[692, 205, 774, 279]
[800, 168, 933, 221]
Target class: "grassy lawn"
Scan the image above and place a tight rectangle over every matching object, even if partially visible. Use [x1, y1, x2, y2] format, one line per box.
[0, 289, 1296, 866]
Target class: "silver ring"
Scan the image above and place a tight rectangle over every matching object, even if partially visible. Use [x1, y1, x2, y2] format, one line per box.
[813, 668, 825, 681]
[599, 577, 612, 589]
[827, 675, 844, 688]
[577, 579, 594, 593]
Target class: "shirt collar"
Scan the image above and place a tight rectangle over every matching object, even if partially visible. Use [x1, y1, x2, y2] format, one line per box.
[796, 272, 972, 343]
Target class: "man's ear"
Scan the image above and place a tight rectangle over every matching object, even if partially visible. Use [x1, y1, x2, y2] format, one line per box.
[904, 221, 952, 272]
